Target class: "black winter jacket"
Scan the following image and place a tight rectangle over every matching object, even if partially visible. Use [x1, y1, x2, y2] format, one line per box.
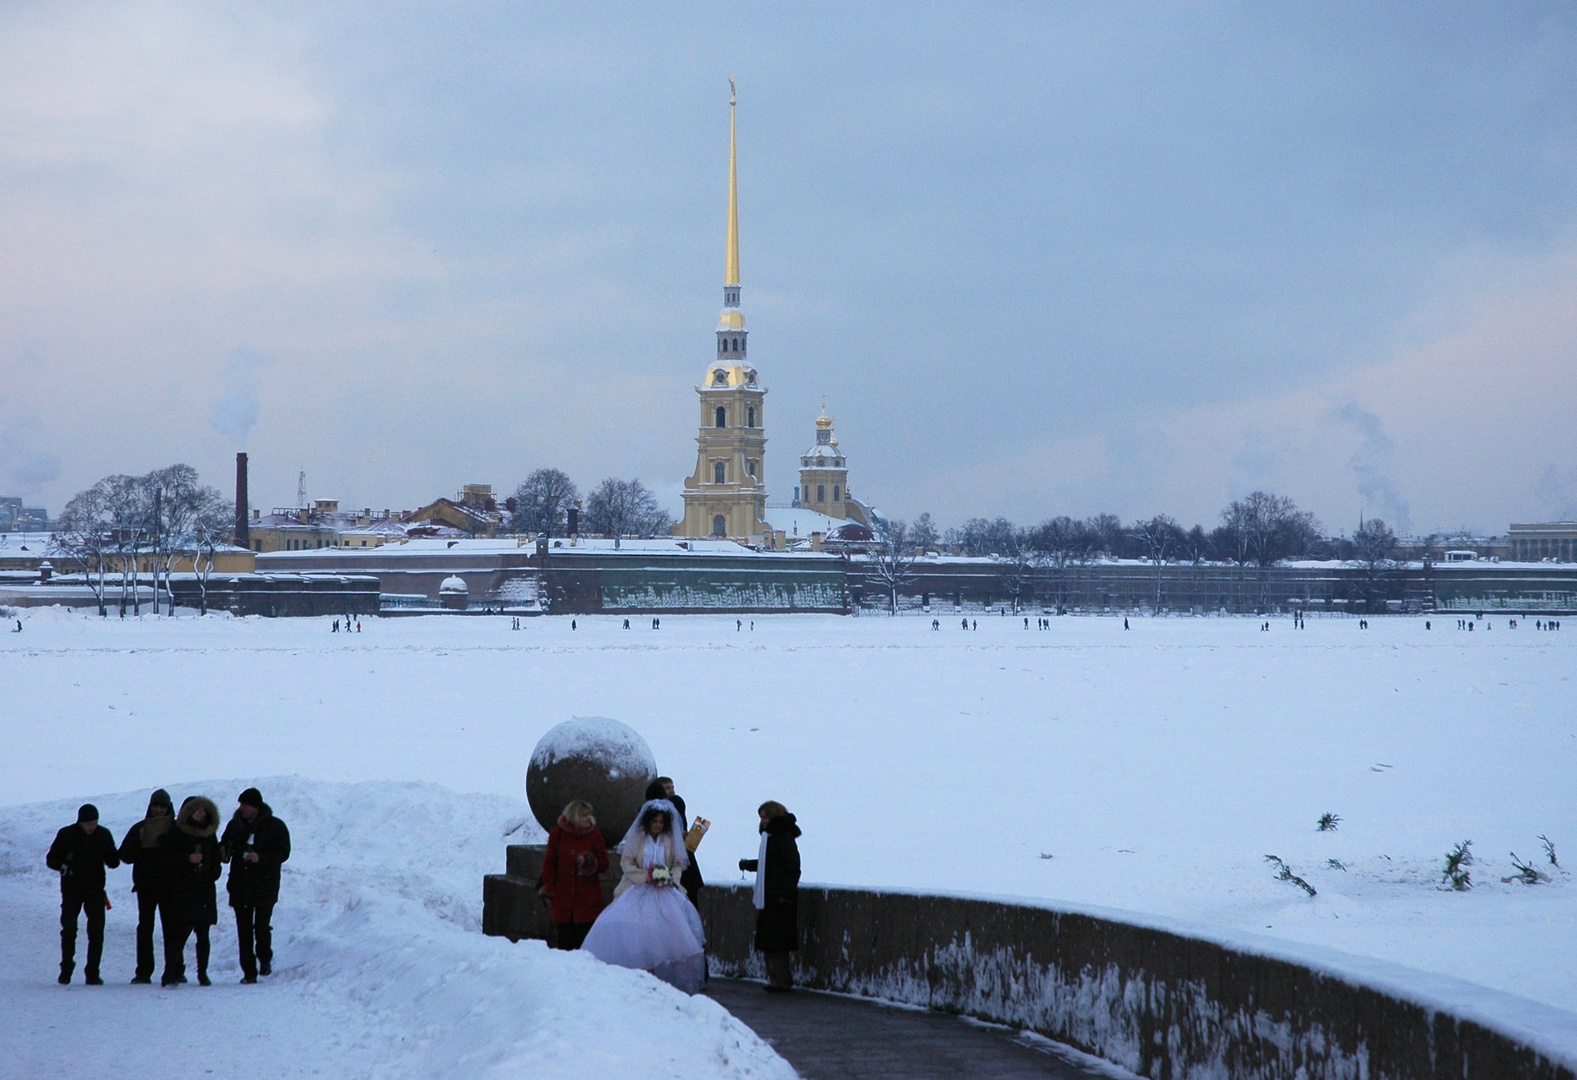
[119, 817, 177, 895]
[220, 804, 290, 907]
[741, 813, 801, 953]
[169, 798, 224, 925]
[46, 824, 121, 895]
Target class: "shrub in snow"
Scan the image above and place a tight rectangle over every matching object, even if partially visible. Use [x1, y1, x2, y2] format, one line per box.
[1316, 812, 1341, 832]
[1265, 854, 1317, 897]
[1540, 834, 1560, 868]
[1504, 852, 1550, 885]
[1441, 840, 1473, 891]
[1326, 858, 1347, 872]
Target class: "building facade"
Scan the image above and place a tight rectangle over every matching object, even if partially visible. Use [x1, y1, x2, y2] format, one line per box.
[680, 85, 772, 543]
[794, 404, 871, 527]
[1508, 522, 1577, 562]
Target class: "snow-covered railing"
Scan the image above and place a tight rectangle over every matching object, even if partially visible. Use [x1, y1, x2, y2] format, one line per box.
[698, 883, 1577, 1080]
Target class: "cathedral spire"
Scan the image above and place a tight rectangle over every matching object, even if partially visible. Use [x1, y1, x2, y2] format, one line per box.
[725, 77, 740, 298]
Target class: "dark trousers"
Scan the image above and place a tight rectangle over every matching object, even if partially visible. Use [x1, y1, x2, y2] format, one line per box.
[764, 951, 792, 990]
[60, 889, 105, 977]
[234, 901, 274, 977]
[552, 922, 593, 950]
[134, 889, 162, 979]
[164, 918, 211, 981]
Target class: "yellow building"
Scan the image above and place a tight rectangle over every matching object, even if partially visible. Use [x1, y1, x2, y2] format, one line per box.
[681, 83, 771, 542]
[795, 403, 870, 527]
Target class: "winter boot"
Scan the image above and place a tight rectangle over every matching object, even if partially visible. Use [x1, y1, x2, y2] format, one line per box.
[57, 966, 72, 985]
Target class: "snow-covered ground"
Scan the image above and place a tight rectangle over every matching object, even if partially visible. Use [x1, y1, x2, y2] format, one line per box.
[2, 606, 1574, 1066]
[0, 775, 792, 1080]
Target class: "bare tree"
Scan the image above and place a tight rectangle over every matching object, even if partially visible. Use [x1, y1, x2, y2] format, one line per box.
[144, 465, 226, 615]
[1221, 491, 1319, 567]
[1180, 524, 1211, 565]
[52, 485, 114, 616]
[512, 469, 579, 537]
[584, 478, 668, 538]
[909, 512, 940, 553]
[998, 526, 1038, 611]
[189, 501, 234, 615]
[1084, 513, 1124, 559]
[1130, 514, 1186, 613]
[1349, 517, 1398, 612]
[865, 518, 915, 614]
[957, 516, 1017, 556]
[1028, 516, 1090, 612]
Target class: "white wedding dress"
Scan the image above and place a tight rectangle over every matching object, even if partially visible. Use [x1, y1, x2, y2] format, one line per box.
[582, 828, 707, 994]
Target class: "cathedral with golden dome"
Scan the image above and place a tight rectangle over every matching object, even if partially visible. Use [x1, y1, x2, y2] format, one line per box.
[679, 84, 871, 544]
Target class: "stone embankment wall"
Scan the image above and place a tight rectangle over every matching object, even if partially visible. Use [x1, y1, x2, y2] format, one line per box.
[483, 858, 1575, 1080]
[699, 883, 1577, 1080]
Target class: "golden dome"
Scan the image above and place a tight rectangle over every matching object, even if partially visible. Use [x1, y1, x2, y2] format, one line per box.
[718, 309, 746, 331]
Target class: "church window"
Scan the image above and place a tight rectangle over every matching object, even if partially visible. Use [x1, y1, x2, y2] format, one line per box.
[733, 337, 740, 351]
[817, 485, 825, 503]
[747, 406, 755, 427]
[747, 459, 757, 477]
[833, 485, 840, 502]
[715, 406, 726, 428]
[714, 461, 726, 484]
[712, 514, 727, 537]
[712, 369, 728, 386]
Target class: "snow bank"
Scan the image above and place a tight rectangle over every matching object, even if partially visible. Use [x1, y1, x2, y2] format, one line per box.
[0, 777, 794, 1080]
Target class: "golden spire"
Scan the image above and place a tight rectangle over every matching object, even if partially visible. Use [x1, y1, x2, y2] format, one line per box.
[725, 77, 740, 289]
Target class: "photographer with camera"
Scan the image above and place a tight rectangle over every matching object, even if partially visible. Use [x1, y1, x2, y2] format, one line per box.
[220, 787, 290, 984]
[118, 788, 176, 984]
[45, 804, 121, 985]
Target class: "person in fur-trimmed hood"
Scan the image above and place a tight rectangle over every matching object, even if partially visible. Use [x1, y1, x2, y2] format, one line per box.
[118, 788, 176, 984]
[220, 788, 290, 984]
[539, 800, 610, 950]
[163, 795, 222, 986]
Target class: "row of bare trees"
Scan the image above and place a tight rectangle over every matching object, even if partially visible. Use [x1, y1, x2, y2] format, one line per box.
[52, 465, 232, 616]
[509, 469, 670, 539]
[864, 492, 1405, 614]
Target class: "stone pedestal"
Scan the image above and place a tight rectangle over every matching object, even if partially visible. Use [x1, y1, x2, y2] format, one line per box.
[482, 844, 625, 947]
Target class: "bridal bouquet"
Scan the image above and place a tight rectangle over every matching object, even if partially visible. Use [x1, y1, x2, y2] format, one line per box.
[649, 866, 673, 886]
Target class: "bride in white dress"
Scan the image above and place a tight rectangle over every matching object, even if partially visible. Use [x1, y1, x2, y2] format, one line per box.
[581, 798, 707, 993]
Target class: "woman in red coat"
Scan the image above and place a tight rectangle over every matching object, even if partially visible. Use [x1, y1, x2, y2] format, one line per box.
[539, 800, 609, 950]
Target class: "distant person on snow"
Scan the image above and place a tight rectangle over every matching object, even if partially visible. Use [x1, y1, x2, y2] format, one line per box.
[221, 787, 291, 984]
[738, 801, 801, 993]
[538, 800, 608, 951]
[46, 804, 120, 985]
[118, 788, 175, 984]
[165, 796, 222, 986]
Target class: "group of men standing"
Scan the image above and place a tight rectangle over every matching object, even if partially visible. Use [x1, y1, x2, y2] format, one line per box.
[46, 786, 290, 986]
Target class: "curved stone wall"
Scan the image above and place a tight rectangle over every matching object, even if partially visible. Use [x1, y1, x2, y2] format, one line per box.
[697, 883, 1577, 1080]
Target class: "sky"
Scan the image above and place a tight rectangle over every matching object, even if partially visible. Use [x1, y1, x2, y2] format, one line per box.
[2, 3, 1575, 536]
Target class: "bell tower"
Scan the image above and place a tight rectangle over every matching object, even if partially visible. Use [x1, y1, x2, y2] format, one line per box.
[681, 80, 771, 542]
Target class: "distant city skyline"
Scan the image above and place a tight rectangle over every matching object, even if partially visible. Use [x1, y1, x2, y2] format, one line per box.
[2, 4, 1576, 535]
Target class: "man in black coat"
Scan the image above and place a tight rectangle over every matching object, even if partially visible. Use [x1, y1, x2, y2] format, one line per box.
[220, 787, 290, 984]
[45, 804, 121, 985]
[739, 801, 801, 993]
[647, 777, 704, 906]
[117, 788, 176, 984]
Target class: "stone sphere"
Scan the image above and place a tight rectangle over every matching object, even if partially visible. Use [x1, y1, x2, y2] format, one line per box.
[526, 716, 658, 847]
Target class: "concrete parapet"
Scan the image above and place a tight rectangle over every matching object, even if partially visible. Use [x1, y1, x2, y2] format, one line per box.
[484, 871, 1576, 1080]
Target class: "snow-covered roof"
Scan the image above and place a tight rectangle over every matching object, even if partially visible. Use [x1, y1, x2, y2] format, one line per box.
[438, 575, 468, 593]
[764, 507, 841, 537]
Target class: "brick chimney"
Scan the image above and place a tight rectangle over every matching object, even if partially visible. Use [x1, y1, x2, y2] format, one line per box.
[234, 453, 250, 547]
